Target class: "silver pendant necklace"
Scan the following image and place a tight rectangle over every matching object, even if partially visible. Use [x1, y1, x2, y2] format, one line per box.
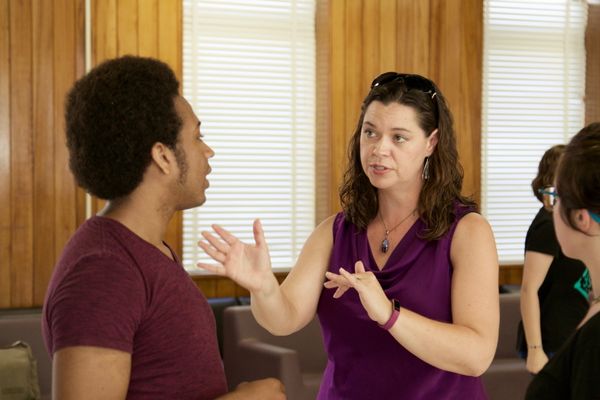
[379, 209, 417, 253]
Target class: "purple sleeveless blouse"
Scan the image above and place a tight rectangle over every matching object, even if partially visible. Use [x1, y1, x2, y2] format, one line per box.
[316, 205, 487, 400]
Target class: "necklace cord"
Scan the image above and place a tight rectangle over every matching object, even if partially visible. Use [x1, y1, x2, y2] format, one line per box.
[378, 209, 417, 253]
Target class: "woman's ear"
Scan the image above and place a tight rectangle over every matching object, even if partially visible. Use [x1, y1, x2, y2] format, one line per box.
[572, 209, 593, 233]
[426, 129, 439, 156]
[150, 142, 176, 175]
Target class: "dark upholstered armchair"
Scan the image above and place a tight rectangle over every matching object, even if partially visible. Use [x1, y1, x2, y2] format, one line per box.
[482, 292, 532, 400]
[223, 306, 326, 400]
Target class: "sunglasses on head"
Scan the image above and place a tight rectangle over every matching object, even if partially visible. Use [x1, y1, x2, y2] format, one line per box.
[370, 72, 437, 100]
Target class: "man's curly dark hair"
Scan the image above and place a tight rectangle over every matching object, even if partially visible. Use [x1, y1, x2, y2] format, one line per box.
[66, 55, 182, 199]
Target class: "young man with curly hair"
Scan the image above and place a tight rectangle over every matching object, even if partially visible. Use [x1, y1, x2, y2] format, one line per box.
[41, 56, 285, 400]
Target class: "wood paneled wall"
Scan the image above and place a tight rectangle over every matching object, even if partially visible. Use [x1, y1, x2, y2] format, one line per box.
[323, 0, 482, 212]
[91, 0, 183, 256]
[315, 0, 332, 222]
[0, 0, 85, 308]
[13, 0, 590, 306]
[0, 0, 182, 308]
[586, 5, 600, 125]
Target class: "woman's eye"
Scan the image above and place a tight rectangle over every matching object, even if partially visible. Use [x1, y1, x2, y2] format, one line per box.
[394, 135, 406, 143]
[363, 130, 376, 138]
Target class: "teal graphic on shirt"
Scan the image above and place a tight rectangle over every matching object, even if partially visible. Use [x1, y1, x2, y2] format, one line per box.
[574, 268, 592, 300]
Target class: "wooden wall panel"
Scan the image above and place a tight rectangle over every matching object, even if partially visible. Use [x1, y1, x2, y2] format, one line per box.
[379, 0, 397, 72]
[10, 0, 34, 307]
[52, 0, 86, 304]
[191, 273, 287, 299]
[343, 0, 363, 165]
[586, 5, 600, 125]
[92, 0, 117, 64]
[315, 0, 331, 223]
[458, 0, 482, 204]
[117, 0, 138, 55]
[0, 0, 84, 308]
[91, 0, 182, 255]
[0, 0, 11, 308]
[429, 0, 482, 203]
[32, 0, 55, 304]
[138, 0, 159, 57]
[89, 0, 116, 215]
[326, 0, 482, 212]
[158, 0, 182, 255]
[499, 265, 523, 287]
[157, 0, 181, 76]
[329, 0, 348, 212]
[396, 0, 430, 74]
[362, 1, 380, 87]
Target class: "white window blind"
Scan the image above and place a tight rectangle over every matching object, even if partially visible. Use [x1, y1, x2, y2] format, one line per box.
[181, 0, 316, 271]
[482, 0, 587, 264]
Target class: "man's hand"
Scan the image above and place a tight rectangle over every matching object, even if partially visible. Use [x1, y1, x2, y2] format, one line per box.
[218, 378, 286, 400]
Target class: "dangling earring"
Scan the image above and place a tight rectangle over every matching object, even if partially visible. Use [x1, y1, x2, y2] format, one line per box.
[422, 157, 430, 180]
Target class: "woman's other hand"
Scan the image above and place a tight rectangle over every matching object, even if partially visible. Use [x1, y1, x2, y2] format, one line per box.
[324, 260, 392, 325]
[526, 348, 549, 374]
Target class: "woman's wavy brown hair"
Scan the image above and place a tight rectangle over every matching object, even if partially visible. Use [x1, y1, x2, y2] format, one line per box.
[339, 73, 476, 240]
[531, 144, 565, 203]
[555, 122, 600, 231]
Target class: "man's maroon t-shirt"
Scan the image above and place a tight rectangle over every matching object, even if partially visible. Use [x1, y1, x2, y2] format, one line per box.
[42, 216, 227, 399]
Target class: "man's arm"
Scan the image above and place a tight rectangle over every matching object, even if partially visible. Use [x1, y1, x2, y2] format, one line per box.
[53, 346, 131, 400]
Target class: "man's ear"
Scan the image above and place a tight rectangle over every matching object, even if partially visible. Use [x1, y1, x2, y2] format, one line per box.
[426, 128, 439, 156]
[151, 142, 176, 175]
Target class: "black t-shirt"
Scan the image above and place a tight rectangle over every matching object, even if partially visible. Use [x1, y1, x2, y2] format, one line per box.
[523, 207, 590, 353]
[526, 312, 600, 399]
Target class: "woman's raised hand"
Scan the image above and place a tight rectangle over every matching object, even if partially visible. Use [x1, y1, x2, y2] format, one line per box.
[197, 219, 273, 293]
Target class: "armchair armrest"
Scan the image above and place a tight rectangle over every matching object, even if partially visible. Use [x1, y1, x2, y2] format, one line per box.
[232, 339, 304, 396]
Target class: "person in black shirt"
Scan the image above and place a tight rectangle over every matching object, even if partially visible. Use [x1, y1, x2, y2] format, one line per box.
[519, 145, 590, 374]
[526, 122, 600, 399]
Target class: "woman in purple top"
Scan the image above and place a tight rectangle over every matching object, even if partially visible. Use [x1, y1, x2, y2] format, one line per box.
[199, 72, 499, 399]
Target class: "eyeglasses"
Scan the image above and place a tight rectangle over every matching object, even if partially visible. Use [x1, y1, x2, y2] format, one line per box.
[370, 72, 437, 100]
[538, 187, 558, 207]
[538, 187, 600, 223]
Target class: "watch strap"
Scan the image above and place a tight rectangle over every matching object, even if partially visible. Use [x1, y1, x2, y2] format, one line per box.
[379, 298, 400, 330]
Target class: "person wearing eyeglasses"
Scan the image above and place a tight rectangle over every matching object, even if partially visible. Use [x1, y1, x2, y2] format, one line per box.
[518, 145, 590, 375]
[525, 122, 600, 399]
[198, 72, 499, 399]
